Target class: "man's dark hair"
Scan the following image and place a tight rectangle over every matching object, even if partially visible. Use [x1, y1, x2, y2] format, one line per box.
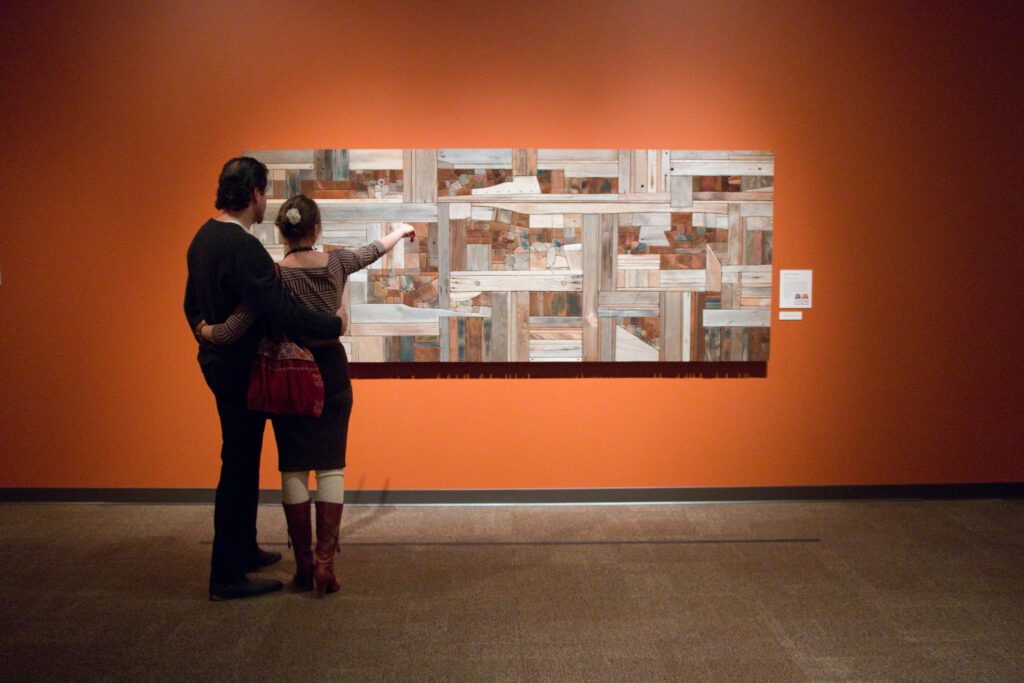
[215, 157, 269, 212]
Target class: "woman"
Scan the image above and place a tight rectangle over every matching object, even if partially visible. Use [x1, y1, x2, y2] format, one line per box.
[199, 194, 414, 596]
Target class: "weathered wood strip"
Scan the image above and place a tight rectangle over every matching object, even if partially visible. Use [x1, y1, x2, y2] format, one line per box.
[703, 309, 771, 327]
[437, 149, 512, 167]
[538, 149, 618, 162]
[582, 214, 601, 362]
[728, 203, 742, 266]
[601, 214, 617, 291]
[670, 174, 693, 208]
[412, 149, 438, 203]
[661, 291, 683, 361]
[706, 246, 722, 292]
[693, 191, 773, 202]
[670, 150, 773, 160]
[617, 149, 631, 196]
[740, 203, 773, 218]
[681, 291, 692, 360]
[615, 325, 659, 362]
[349, 322, 440, 336]
[450, 271, 583, 292]
[346, 149, 403, 169]
[658, 270, 708, 289]
[599, 318, 615, 362]
[266, 201, 436, 222]
[599, 291, 660, 308]
[670, 160, 774, 176]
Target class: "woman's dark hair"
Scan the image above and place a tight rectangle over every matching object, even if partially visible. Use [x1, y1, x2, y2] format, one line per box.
[275, 194, 321, 242]
[215, 157, 269, 211]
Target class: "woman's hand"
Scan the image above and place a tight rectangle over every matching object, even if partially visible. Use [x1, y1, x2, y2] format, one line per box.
[196, 320, 217, 343]
[380, 223, 418, 252]
[397, 222, 416, 242]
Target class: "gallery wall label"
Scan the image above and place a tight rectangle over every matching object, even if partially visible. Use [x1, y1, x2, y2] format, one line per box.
[779, 269, 812, 309]
[244, 149, 774, 363]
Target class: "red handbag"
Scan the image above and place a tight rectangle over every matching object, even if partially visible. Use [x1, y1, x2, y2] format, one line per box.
[245, 264, 325, 417]
[247, 337, 324, 417]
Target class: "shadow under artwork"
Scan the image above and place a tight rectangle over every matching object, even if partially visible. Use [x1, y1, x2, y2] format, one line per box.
[245, 149, 774, 363]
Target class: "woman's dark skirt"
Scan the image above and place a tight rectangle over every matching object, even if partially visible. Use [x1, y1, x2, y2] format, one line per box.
[271, 342, 352, 472]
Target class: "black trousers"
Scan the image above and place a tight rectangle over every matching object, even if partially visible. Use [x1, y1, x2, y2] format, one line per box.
[201, 355, 266, 584]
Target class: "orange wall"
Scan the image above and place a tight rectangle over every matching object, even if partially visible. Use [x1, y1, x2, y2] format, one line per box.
[1, 1, 1021, 491]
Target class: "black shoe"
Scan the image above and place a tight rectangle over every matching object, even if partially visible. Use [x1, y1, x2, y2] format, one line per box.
[247, 547, 282, 571]
[209, 577, 283, 601]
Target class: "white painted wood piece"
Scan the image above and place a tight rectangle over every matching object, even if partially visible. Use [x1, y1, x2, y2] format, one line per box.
[632, 213, 672, 227]
[745, 216, 773, 230]
[702, 309, 771, 327]
[659, 270, 708, 289]
[449, 271, 583, 292]
[437, 149, 512, 167]
[740, 203, 773, 217]
[614, 326, 659, 362]
[537, 149, 618, 162]
[347, 149, 403, 169]
[617, 255, 661, 270]
[348, 322, 440, 336]
[266, 202, 436, 222]
[449, 203, 471, 219]
[722, 265, 771, 286]
[670, 150, 774, 160]
[670, 160, 774, 176]
[471, 176, 542, 195]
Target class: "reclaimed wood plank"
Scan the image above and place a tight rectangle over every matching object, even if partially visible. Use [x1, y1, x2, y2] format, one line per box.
[681, 291, 692, 360]
[412, 149, 438, 203]
[670, 150, 773, 160]
[347, 149, 403, 169]
[706, 245, 722, 292]
[582, 214, 601, 361]
[670, 160, 774, 175]
[615, 325, 659, 362]
[437, 149, 512, 167]
[703, 309, 771, 327]
[599, 317, 615, 362]
[349, 322, 439, 336]
[538, 149, 618, 162]
[670, 174, 693, 208]
[515, 291, 530, 361]
[265, 201, 437, 222]
[631, 150, 648, 193]
[617, 149, 631, 196]
[661, 291, 684, 361]
[658, 270, 708, 289]
[601, 214, 617, 291]
[449, 271, 583, 292]
[351, 336, 385, 362]
[690, 292, 705, 361]
[740, 203, 773, 217]
[728, 203, 742, 266]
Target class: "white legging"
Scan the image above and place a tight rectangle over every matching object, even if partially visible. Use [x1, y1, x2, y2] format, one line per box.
[281, 469, 344, 505]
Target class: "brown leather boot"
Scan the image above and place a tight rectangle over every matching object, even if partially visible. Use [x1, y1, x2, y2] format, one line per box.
[314, 501, 343, 597]
[282, 501, 314, 591]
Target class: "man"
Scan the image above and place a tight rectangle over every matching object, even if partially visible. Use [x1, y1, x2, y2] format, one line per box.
[185, 157, 343, 600]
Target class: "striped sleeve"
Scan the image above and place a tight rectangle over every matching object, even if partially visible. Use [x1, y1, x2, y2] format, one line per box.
[209, 301, 258, 344]
[331, 240, 386, 277]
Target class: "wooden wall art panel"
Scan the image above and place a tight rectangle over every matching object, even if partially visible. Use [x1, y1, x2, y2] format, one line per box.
[245, 149, 773, 362]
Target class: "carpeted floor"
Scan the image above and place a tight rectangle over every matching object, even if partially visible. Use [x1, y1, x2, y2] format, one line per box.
[0, 498, 1021, 681]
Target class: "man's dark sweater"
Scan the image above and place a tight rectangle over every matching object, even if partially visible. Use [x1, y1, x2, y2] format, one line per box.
[184, 218, 342, 393]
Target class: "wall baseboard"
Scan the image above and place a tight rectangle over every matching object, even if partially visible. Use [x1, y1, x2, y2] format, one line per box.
[0, 483, 1020, 505]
